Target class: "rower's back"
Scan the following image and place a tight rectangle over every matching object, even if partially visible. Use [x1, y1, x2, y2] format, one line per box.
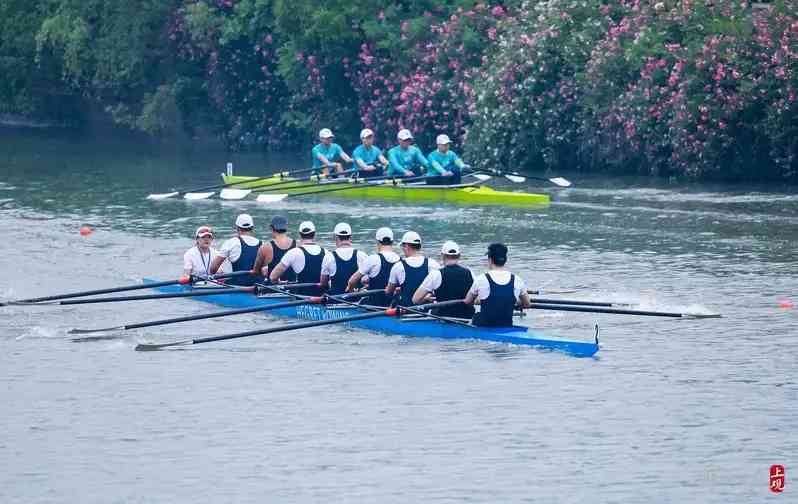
[434, 264, 475, 319]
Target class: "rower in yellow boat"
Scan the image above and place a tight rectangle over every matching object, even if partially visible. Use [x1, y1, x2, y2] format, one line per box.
[252, 215, 296, 282]
[313, 128, 353, 177]
[352, 128, 389, 178]
[412, 240, 475, 319]
[183, 226, 218, 279]
[385, 231, 441, 306]
[319, 223, 368, 295]
[465, 243, 532, 327]
[269, 221, 329, 295]
[346, 227, 400, 306]
[426, 134, 466, 185]
[209, 214, 261, 286]
[386, 129, 430, 177]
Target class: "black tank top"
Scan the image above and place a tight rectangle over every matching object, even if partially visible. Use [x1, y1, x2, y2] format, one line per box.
[268, 239, 296, 282]
[472, 273, 515, 327]
[295, 246, 325, 296]
[365, 252, 399, 307]
[329, 249, 360, 295]
[433, 264, 475, 319]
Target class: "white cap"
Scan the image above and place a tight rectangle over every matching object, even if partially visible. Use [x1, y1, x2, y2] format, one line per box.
[333, 222, 352, 237]
[299, 221, 316, 234]
[436, 134, 451, 145]
[397, 129, 413, 141]
[440, 240, 460, 255]
[400, 231, 422, 246]
[235, 213, 254, 229]
[375, 227, 393, 243]
[360, 128, 374, 140]
[195, 226, 213, 238]
[319, 128, 334, 139]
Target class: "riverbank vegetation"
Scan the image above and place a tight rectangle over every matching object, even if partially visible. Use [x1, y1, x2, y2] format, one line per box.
[1, 0, 796, 180]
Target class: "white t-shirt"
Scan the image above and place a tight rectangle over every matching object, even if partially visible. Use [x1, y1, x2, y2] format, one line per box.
[468, 270, 528, 301]
[388, 256, 441, 286]
[218, 235, 261, 263]
[183, 246, 218, 276]
[358, 250, 401, 278]
[280, 244, 329, 274]
[321, 247, 368, 277]
[418, 266, 474, 293]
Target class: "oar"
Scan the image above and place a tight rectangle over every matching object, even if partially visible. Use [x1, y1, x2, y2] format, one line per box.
[69, 289, 384, 335]
[146, 175, 280, 201]
[0, 271, 251, 306]
[255, 174, 440, 203]
[529, 297, 634, 308]
[221, 169, 361, 200]
[527, 303, 721, 318]
[471, 167, 571, 187]
[14, 287, 255, 306]
[135, 299, 463, 350]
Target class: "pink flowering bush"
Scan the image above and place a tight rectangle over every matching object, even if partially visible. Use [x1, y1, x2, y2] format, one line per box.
[353, 3, 509, 147]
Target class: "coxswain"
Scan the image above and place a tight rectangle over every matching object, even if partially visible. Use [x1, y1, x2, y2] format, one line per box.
[319, 223, 368, 295]
[464, 243, 531, 327]
[352, 128, 389, 178]
[312, 128, 352, 177]
[251, 215, 296, 282]
[385, 231, 441, 306]
[269, 221, 329, 295]
[209, 214, 260, 286]
[345, 227, 400, 306]
[183, 226, 218, 280]
[426, 134, 466, 185]
[412, 240, 475, 319]
[386, 129, 429, 178]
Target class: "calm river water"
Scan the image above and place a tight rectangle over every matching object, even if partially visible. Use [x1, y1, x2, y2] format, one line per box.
[1, 129, 796, 503]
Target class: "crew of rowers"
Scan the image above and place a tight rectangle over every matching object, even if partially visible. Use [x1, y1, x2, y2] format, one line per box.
[184, 214, 532, 328]
[311, 127, 467, 185]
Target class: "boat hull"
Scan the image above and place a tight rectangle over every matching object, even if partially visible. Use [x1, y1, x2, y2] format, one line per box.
[150, 281, 599, 357]
[222, 174, 550, 207]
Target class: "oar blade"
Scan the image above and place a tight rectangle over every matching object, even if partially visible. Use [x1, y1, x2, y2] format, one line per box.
[505, 174, 526, 183]
[135, 340, 191, 351]
[256, 193, 289, 203]
[549, 177, 572, 187]
[68, 326, 122, 334]
[219, 188, 252, 200]
[146, 192, 179, 200]
[472, 174, 493, 182]
[184, 192, 216, 200]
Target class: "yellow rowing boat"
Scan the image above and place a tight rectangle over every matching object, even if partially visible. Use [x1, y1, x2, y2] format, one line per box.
[221, 174, 550, 207]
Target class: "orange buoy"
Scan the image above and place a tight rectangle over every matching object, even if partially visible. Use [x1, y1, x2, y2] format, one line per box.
[79, 226, 93, 236]
[778, 300, 794, 309]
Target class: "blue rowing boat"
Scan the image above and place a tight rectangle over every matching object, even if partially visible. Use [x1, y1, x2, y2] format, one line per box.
[149, 280, 600, 357]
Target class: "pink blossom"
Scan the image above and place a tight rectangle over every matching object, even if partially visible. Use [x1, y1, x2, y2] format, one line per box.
[491, 5, 505, 17]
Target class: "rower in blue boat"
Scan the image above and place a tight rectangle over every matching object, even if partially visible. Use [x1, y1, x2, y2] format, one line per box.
[352, 128, 389, 178]
[252, 215, 296, 283]
[320, 222, 368, 295]
[209, 214, 261, 286]
[426, 134, 466, 185]
[385, 231, 441, 306]
[386, 129, 430, 177]
[313, 128, 353, 177]
[345, 227, 400, 306]
[183, 226, 218, 279]
[465, 243, 532, 327]
[412, 240, 475, 319]
[269, 220, 329, 295]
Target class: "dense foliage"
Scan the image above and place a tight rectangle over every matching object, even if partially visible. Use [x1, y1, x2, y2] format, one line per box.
[1, 0, 796, 180]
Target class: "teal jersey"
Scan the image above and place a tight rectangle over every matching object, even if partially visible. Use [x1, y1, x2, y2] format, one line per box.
[352, 144, 383, 169]
[427, 149, 465, 175]
[312, 143, 345, 170]
[387, 145, 429, 177]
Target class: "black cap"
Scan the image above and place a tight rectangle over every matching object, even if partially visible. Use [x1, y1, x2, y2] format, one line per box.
[486, 243, 508, 262]
[270, 215, 288, 232]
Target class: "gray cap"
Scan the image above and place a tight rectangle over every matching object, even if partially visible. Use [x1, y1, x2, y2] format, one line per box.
[270, 215, 288, 232]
